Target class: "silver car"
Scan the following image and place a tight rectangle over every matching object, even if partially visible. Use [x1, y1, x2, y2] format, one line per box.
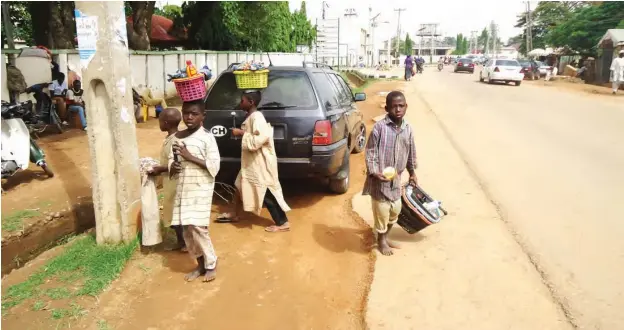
[535, 61, 553, 77]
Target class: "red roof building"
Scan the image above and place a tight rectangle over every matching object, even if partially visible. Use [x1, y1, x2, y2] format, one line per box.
[126, 14, 187, 45]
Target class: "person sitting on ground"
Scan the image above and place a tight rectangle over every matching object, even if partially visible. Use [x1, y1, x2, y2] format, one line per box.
[217, 91, 292, 233]
[148, 108, 186, 252]
[363, 91, 418, 256]
[169, 100, 221, 282]
[65, 80, 87, 131]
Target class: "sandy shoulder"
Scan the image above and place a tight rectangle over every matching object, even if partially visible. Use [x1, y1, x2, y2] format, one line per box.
[353, 81, 571, 330]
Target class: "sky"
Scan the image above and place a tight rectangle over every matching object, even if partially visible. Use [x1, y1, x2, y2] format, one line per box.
[156, 0, 531, 47]
[289, 0, 529, 43]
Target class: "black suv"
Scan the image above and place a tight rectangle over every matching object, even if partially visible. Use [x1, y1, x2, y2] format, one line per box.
[204, 62, 367, 194]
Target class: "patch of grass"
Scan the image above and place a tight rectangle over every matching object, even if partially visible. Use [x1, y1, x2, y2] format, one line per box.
[1, 234, 138, 312]
[51, 308, 68, 320]
[2, 209, 40, 232]
[32, 300, 46, 311]
[340, 72, 378, 94]
[45, 287, 72, 300]
[97, 319, 111, 330]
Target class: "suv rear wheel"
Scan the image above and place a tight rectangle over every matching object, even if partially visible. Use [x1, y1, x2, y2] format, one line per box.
[329, 150, 350, 194]
[351, 123, 366, 154]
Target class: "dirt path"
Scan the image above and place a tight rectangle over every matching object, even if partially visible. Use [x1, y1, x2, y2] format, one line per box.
[1, 83, 394, 329]
[352, 79, 570, 330]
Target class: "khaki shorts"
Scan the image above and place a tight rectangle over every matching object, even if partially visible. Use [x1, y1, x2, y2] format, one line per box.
[372, 198, 402, 234]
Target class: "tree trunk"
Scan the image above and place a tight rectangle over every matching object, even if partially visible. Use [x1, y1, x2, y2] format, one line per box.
[29, 1, 75, 49]
[49, 2, 73, 49]
[29, 1, 52, 47]
[127, 1, 155, 50]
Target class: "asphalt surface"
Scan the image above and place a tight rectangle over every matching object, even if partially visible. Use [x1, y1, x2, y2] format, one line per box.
[409, 66, 624, 329]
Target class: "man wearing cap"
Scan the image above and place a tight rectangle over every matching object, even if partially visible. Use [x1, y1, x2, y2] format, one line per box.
[610, 49, 624, 94]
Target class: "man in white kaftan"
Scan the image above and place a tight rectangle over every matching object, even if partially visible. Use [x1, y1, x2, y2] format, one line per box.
[611, 50, 624, 94]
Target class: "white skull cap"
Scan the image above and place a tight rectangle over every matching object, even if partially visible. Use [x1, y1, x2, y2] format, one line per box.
[620, 49, 624, 54]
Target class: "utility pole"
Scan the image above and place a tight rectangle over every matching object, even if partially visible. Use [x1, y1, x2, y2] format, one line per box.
[344, 8, 357, 67]
[470, 31, 478, 54]
[74, 1, 141, 244]
[394, 8, 406, 62]
[526, 1, 533, 53]
[322, 1, 328, 20]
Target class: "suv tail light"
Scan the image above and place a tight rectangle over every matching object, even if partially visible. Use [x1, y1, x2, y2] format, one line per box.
[313, 120, 332, 145]
[469, 63, 474, 67]
[494, 67, 500, 72]
[458, 62, 463, 66]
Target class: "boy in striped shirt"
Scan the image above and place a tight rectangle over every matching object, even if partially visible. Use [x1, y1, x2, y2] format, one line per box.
[363, 91, 418, 256]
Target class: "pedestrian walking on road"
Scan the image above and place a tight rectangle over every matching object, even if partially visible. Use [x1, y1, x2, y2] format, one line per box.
[148, 108, 186, 252]
[169, 100, 221, 282]
[363, 91, 418, 256]
[405, 55, 414, 81]
[610, 50, 624, 94]
[217, 91, 292, 233]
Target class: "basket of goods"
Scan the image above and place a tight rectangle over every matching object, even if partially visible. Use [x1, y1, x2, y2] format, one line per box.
[397, 184, 448, 234]
[167, 60, 213, 102]
[232, 61, 269, 89]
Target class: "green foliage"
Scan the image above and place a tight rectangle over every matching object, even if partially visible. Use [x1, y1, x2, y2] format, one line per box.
[403, 33, 413, 55]
[453, 33, 469, 55]
[1, 234, 138, 312]
[1, 2, 34, 45]
[546, 1, 624, 55]
[511, 1, 623, 55]
[183, 1, 315, 52]
[478, 28, 488, 53]
[2, 209, 40, 232]
[154, 4, 182, 20]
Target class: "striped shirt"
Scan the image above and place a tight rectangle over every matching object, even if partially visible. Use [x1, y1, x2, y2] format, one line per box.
[168, 128, 221, 227]
[362, 116, 417, 202]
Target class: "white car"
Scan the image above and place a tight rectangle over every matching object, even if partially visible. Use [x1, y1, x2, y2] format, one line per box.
[480, 59, 525, 86]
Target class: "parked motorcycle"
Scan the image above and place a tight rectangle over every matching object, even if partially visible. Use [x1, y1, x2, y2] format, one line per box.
[25, 83, 64, 134]
[1, 100, 54, 179]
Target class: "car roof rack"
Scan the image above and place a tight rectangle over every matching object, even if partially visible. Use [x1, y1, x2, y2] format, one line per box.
[302, 61, 333, 70]
[226, 63, 241, 71]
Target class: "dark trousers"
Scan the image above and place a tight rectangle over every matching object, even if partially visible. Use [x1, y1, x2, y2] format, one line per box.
[263, 190, 288, 226]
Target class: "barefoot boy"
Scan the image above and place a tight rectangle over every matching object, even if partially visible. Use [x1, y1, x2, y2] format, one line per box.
[221, 91, 291, 233]
[363, 91, 417, 256]
[148, 108, 186, 251]
[169, 100, 221, 282]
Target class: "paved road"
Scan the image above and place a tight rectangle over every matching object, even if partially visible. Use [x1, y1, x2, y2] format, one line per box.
[411, 67, 624, 329]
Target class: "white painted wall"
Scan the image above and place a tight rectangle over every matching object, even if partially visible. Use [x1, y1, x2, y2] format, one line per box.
[3, 50, 319, 101]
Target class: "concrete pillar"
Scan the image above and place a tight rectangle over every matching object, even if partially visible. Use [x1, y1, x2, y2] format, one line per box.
[74, 1, 141, 244]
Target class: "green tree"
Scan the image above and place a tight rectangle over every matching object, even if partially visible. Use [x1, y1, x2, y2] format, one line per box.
[403, 33, 413, 55]
[290, 1, 316, 49]
[546, 1, 624, 55]
[1, 2, 33, 45]
[453, 33, 464, 54]
[462, 38, 469, 54]
[513, 1, 582, 54]
[154, 4, 182, 20]
[478, 28, 488, 53]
